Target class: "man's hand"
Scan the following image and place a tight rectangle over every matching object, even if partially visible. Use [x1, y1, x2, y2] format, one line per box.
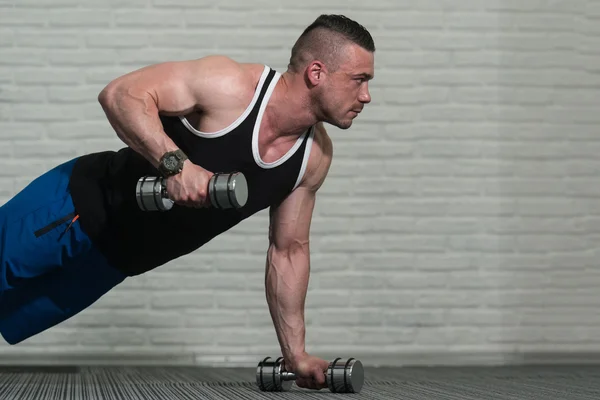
[286, 352, 330, 390]
[165, 161, 214, 208]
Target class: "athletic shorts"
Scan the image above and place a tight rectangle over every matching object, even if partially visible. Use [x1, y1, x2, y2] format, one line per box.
[0, 157, 126, 345]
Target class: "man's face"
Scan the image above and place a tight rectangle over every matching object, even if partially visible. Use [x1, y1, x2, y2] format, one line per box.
[318, 44, 374, 129]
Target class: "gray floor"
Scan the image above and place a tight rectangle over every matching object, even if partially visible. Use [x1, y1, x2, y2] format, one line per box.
[0, 365, 599, 399]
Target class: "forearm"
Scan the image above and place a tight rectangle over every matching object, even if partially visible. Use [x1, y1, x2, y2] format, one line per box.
[98, 85, 179, 168]
[265, 244, 310, 363]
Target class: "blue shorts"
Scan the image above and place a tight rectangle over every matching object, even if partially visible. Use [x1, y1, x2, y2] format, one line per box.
[0, 158, 127, 345]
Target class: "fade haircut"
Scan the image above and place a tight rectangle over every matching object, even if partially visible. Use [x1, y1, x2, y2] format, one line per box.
[288, 14, 375, 73]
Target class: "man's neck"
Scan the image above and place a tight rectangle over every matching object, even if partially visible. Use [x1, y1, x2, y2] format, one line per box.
[262, 72, 318, 143]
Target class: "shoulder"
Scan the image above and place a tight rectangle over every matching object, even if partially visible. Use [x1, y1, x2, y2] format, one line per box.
[185, 55, 267, 107]
[299, 122, 333, 192]
[191, 55, 261, 87]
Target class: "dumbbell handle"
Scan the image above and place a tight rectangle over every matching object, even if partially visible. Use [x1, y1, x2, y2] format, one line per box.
[279, 371, 329, 381]
[281, 371, 297, 381]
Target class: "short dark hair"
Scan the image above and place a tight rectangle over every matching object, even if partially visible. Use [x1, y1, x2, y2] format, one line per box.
[288, 14, 375, 73]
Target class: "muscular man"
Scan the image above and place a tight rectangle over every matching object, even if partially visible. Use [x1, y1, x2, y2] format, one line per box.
[0, 14, 374, 390]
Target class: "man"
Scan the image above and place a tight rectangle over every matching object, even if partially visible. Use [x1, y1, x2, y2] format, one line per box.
[0, 14, 374, 390]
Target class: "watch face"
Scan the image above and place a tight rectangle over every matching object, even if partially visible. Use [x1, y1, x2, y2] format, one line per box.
[164, 155, 178, 170]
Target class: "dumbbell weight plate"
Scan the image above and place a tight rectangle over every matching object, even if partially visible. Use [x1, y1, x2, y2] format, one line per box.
[136, 176, 174, 211]
[256, 356, 293, 392]
[209, 172, 248, 209]
[327, 358, 364, 393]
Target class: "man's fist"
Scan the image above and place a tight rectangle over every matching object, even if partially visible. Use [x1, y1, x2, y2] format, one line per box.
[286, 352, 330, 390]
[165, 160, 214, 208]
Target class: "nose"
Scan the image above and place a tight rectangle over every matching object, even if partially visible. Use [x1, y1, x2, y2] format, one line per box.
[359, 84, 371, 104]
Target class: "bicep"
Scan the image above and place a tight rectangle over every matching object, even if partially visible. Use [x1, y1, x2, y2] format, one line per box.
[268, 123, 333, 251]
[98, 55, 244, 115]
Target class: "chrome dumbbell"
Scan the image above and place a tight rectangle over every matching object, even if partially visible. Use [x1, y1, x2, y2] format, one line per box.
[136, 172, 248, 212]
[256, 356, 364, 393]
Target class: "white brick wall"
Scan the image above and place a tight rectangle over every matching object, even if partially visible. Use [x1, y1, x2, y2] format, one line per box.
[1, 0, 600, 367]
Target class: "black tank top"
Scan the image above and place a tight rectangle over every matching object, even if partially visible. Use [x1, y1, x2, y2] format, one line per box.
[68, 66, 315, 276]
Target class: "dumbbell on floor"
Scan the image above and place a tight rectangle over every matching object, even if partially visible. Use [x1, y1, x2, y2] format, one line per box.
[136, 172, 248, 211]
[256, 356, 364, 393]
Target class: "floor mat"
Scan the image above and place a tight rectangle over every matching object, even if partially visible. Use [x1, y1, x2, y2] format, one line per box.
[0, 365, 599, 399]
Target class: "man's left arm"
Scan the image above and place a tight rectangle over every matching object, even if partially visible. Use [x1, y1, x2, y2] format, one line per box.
[264, 124, 333, 389]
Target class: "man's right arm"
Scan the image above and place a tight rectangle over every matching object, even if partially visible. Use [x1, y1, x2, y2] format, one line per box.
[97, 55, 245, 169]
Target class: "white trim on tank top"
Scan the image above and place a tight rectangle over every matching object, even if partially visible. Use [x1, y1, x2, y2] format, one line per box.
[292, 126, 315, 191]
[178, 65, 271, 138]
[251, 70, 308, 170]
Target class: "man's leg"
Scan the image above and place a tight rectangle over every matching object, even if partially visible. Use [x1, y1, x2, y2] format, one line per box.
[0, 158, 127, 345]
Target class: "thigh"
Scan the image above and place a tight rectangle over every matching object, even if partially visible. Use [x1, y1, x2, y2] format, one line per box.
[0, 158, 85, 291]
[0, 244, 126, 345]
[0, 157, 128, 344]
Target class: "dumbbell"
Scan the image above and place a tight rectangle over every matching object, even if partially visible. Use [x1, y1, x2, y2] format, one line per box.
[136, 172, 248, 212]
[256, 356, 364, 393]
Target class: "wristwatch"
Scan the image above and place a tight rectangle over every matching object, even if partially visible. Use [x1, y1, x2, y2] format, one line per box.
[158, 149, 188, 177]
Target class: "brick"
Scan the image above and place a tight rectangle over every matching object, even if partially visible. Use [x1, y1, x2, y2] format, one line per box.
[0, 159, 47, 177]
[280, 0, 401, 10]
[17, 330, 81, 346]
[512, 15, 579, 32]
[486, 0, 586, 13]
[114, 10, 185, 28]
[84, 67, 132, 84]
[214, 293, 266, 309]
[13, 141, 80, 157]
[115, 49, 197, 66]
[343, 328, 415, 346]
[91, 291, 149, 309]
[586, 2, 600, 16]
[5, 0, 82, 6]
[415, 327, 486, 345]
[445, 13, 506, 30]
[14, 68, 84, 85]
[183, 11, 266, 28]
[0, 86, 46, 103]
[80, 0, 148, 6]
[416, 141, 483, 157]
[416, 290, 488, 308]
[13, 33, 81, 49]
[447, 309, 521, 326]
[79, 329, 147, 346]
[152, 0, 215, 8]
[381, 87, 449, 105]
[75, 311, 183, 328]
[46, 86, 100, 103]
[0, 10, 47, 26]
[143, 273, 248, 290]
[214, 329, 276, 346]
[150, 329, 213, 345]
[0, 50, 48, 67]
[333, 142, 413, 159]
[10, 105, 79, 122]
[185, 310, 249, 328]
[151, 292, 214, 309]
[45, 121, 112, 140]
[47, 11, 112, 27]
[449, 235, 517, 252]
[515, 235, 592, 252]
[86, 33, 149, 49]
[46, 50, 119, 67]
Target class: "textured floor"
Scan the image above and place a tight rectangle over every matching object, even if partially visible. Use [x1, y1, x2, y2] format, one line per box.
[0, 365, 599, 399]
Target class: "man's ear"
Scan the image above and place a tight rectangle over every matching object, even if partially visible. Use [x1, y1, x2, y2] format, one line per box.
[305, 60, 326, 87]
